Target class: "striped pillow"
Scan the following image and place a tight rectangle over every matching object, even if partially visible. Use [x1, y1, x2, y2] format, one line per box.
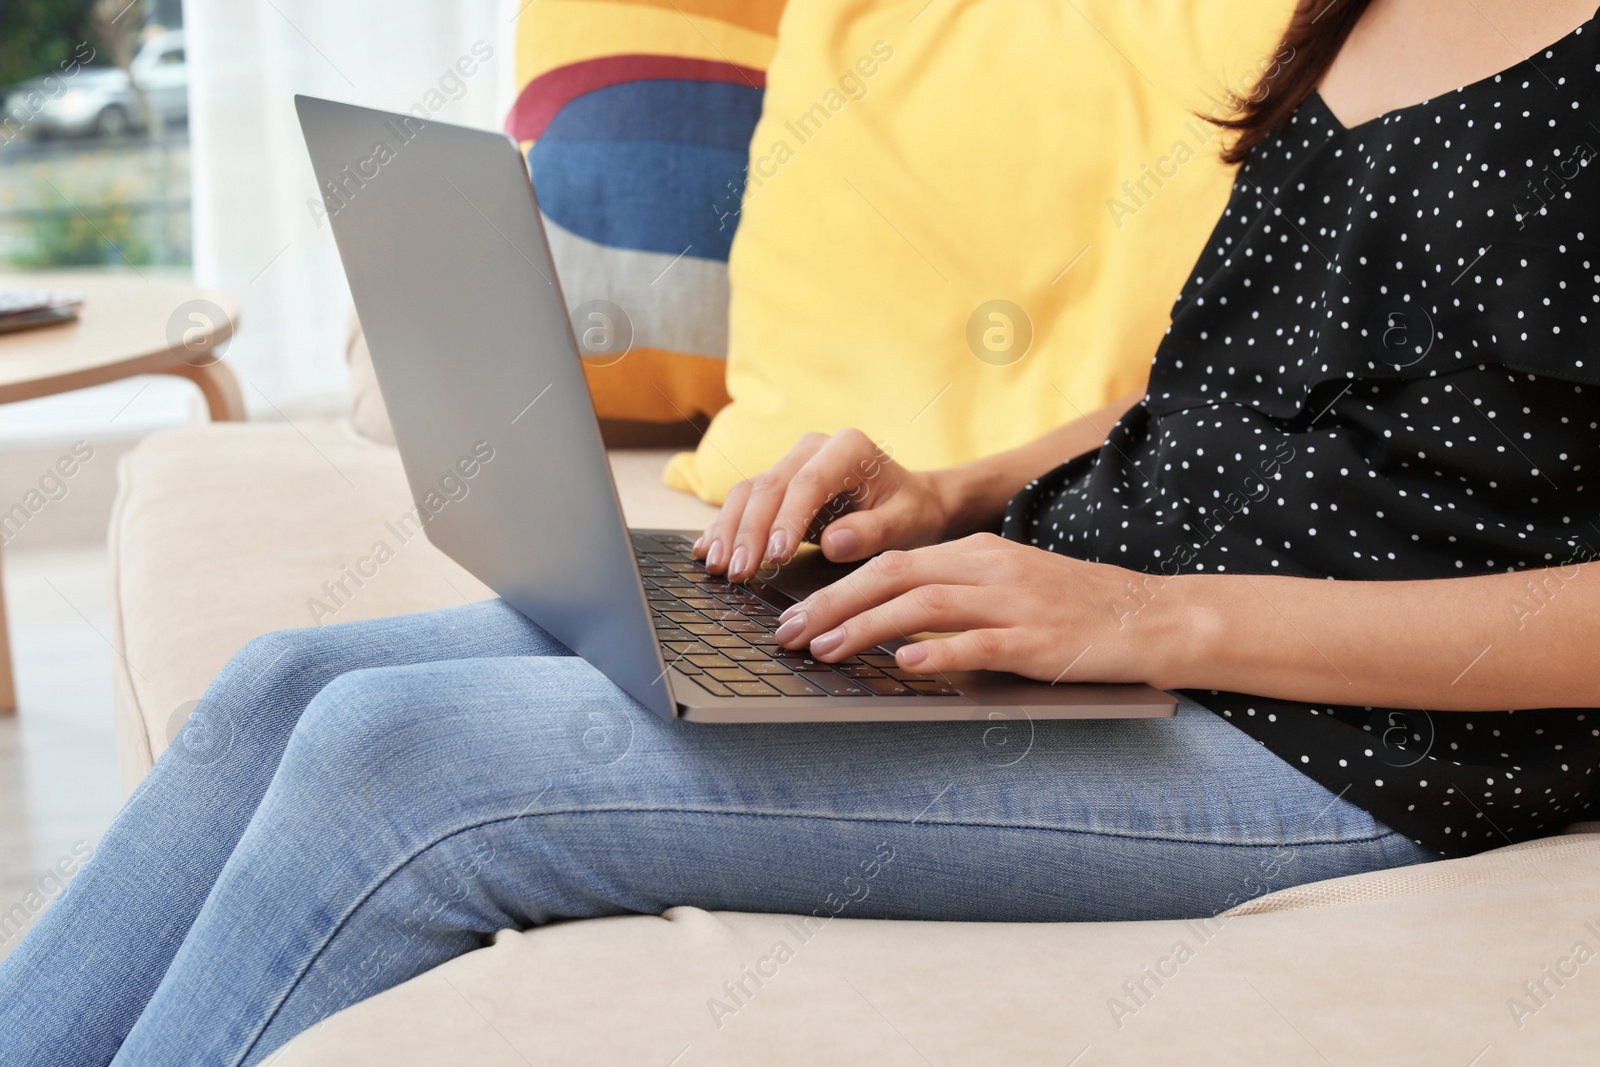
[507, 0, 787, 427]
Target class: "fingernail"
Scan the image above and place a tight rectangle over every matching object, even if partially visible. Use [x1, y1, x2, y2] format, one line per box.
[706, 540, 727, 570]
[773, 613, 806, 645]
[825, 527, 860, 557]
[779, 598, 809, 623]
[898, 644, 928, 668]
[729, 545, 750, 579]
[692, 532, 708, 554]
[810, 628, 844, 657]
[767, 529, 788, 562]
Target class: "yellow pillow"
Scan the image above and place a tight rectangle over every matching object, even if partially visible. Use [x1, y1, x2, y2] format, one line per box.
[666, 0, 1295, 501]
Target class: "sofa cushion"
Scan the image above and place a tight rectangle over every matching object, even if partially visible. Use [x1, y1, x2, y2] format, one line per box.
[665, 0, 1297, 502]
[108, 419, 715, 794]
[502, 0, 789, 427]
[276, 832, 1600, 1065]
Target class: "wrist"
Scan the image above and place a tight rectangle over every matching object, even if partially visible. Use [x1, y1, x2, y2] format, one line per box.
[928, 462, 1009, 539]
[1143, 573, 1234, 690]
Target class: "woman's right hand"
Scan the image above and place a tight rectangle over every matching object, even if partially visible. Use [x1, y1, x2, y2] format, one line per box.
[691, 429, 959, 582]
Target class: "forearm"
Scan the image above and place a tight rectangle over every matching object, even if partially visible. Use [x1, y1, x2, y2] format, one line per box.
[1154, 563, 1600, 710]
[933, 389, 1145, 537]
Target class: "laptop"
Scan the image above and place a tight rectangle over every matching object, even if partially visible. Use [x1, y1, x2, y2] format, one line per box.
[295, 95, 1176, 724]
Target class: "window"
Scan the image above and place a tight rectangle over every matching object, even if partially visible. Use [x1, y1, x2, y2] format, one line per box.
[0, 5, 190, 269]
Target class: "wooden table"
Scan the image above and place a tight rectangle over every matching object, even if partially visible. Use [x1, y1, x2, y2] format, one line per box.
[0, 271, 244, 713]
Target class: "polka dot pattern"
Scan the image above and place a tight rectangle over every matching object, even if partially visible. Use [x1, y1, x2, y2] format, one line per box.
[1001, 17, 1600, 857]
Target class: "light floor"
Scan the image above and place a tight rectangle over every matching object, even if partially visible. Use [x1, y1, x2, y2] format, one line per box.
[0, 545, 122, 961]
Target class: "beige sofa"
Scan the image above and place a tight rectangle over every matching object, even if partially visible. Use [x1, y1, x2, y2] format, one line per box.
[102, 335, 1600, 1063]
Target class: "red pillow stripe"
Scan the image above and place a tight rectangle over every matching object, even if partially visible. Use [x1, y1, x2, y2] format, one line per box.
[506, 54, 766, 143]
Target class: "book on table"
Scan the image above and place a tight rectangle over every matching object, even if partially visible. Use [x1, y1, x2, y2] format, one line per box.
[0, 288, 84, 336]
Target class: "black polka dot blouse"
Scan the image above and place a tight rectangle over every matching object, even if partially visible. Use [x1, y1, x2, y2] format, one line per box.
[1003, 15, 1600, 858]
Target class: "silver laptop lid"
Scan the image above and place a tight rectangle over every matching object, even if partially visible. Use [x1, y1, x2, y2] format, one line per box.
[295, 94, 674, 719]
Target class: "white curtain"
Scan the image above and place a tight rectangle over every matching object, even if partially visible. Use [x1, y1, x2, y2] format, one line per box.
[183, 0, 519, 418]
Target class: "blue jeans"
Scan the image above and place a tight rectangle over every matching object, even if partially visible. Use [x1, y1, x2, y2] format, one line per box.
[0, 600, 1433, 1066]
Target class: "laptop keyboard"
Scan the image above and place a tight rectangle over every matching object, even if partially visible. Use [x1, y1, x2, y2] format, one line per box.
[632, 532, 961, 699]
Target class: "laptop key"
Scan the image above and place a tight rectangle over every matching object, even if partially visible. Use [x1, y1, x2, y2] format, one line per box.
[797, 671, 868, 696]
[745, 660, 793, 676]
[907, 680, 960, 695]
[687, 653, 735, 669]
[857, 677, 914, 696]
[662, 611, 703, 625]
[694, 677, 733, 697]
[708, 667, 757, 683]
[837, 664, 885, 679]
[723, 647, 769, 662]
[768, 673, 826, 696]
[704, 634, 748, 649]
[860, 654, 899, 668]
[683, 623, 723, 636]
[726, 680, 779, 697]
[663, 641, 714, 657]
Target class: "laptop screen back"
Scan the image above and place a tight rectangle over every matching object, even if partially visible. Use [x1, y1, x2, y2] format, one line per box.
[296, 95, 674, 719]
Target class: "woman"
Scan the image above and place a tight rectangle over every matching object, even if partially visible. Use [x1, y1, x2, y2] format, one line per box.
[4, 0, 1597, 1062]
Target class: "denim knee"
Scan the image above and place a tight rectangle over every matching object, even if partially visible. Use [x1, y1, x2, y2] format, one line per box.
[220, 625, 353, 700]
[274, 662, 510, 817]
[151, 627, 364, 775]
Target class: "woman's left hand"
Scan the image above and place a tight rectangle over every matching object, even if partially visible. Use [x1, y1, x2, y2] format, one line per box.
[772, 533, 1187, 684]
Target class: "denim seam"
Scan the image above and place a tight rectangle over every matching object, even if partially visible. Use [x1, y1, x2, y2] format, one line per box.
[239, 805, 1399, 1063]
[496, 805, 1403, 850]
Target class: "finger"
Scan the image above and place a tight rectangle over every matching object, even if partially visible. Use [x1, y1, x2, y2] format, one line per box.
[700, 435, 825, 565]
[818, 504, 908, 562]
[776, 537, 1001, 642]
[701, 479, 753, 573]
[761, 430, 890, 566]
[722, 436, 826, 581]
[894, 628, 1016, 675]
[693, 481, 743, 561]
[737, 430, 867, 571]
[800, 585, 1003, 662]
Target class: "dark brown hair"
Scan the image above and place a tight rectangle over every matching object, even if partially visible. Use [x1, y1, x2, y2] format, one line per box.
[1212, 0, 1374, 164]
